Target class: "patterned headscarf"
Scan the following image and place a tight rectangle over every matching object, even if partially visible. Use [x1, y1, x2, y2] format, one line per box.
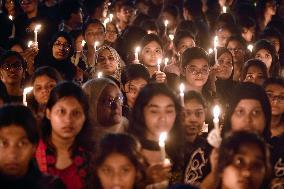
[91, 45, 125, 82]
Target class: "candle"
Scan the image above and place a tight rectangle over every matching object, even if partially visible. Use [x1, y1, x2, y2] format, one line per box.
[97, 72, 103, 78]
[27, 41, 33, 48]
[213, 105, 221, 129]
[164, 20, 168, 34]
[103, 18, 110, 28]
[164, 158, 171, 166]
[214, 36, 219, 65]
[208, 48, 213, 54]
[81, 40, 86, 48]
[164, 58, 169, 67]
[8, 15, 13, 20]
[159, 132, 167, 162]
[169, 34, 174, 41]
[157, 59, 161, 72]
[34, 24, 41, 43]
[94, 41, 99, 51]
[247, 44, 253, 52]
[23, 87, 33, 106]
[179, 83, 185, 107]
[222, 6, 227, 13]
[109, 14, 113, 22]
[134, 46, 140, 63]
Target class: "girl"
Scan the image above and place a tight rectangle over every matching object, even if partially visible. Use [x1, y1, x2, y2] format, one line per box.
[28, 66, 62, 124]
[90, 133, 147, 189]
[252, 39, 279, 77]
[217, 131, 271, 189]
[128, 83, 183, 186]
[105, 22, 119, 46]
[36, 82, 95, 189]
[139, 34, 167, 83]
[240, 59, 268, 86]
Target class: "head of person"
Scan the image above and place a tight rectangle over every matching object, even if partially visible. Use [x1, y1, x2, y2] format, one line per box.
[216, 24, 237, 47]
[217, 131, 271, 189]
[256, 0, 277, 19]
[239, 17, 256, 43]
[259, 27, 283, 54]
[115, 1, 135, 25]
[159, 4, 179, 31]
[181, 47, 210, 89]
[121, 64, 150, 108]
[252, 39, 279, 77]
[82, 18, 105, 47]
[215, 13, 236, 31]
[59, 0, 83, 28]
[173, 30, 196, 55]
[240, 59, 268, 86]
[19, 0, 37, 14]
[210, 47, 233, 80]
[263, 77, 284, 118]
[0, 104, 38, 178]
[0, 51, 26, 87]
[94, 45, 123, 80]
[6, 38, 24, 53]
[83, 78, 123, 128]
[140, 19, 159, 36]
[69, 29, 84, 52]
[175, 20, 198, 40]
[129, 83, 181, 141]
[225, 35, 247, 64]
[50, 31, 74, 61]
[30, 66, 62, 106]
[182, 91, 207, 143]
[222, 82, 271, 141]
[105, 22, 119, 44]
[140, 34, 163, 68]
[42, 82, 92, 150]
[183, 0, 204, 21]
[93, 133, 146, 189]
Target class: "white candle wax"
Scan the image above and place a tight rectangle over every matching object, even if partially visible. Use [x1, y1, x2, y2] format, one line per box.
[157, 59, 161, 72]
[23, 87, 33, 106]
[213, 105, 221, 129]
[247, 44, 253, 52]
[134, 46, 140, 63]
[214, 36, 219, 65]
[109, 14, 113, 22]
[34, 24, 41, 43]
[159, 132, 167, 162]
[179, 83, 185, 107]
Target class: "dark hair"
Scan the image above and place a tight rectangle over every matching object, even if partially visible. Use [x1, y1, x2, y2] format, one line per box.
[42, 82, 94, 152]
[252, 39, 279, 77]
[140, 34, 163, 52]
[0, 50, 27, 70]
[139, 19, 158, 33]
[176, 20, 198, 39]
[240, 59, 269, 82]
[215, 13, 236, 30]
[184, 91, 207, 108]
[259, 27, 283, 50]
[69, 29, 83, 42]
[239, 17, 256, 29]
[59, 0, 82, 21]
[0, 80, 9, 103]
[0, 104, 38, 144]
[121, 64, 150, 85]
[222, 82, 271, 141]
[161, 4, 179, 20]
[173, 30, 195, 49]
[83, 0, 105, 17]
[209, 47, 233, 66]
[217, 131, 271, 189]
[181, 47, 209, 69]
[183, 0, 206, 21]
[92, 133, 146, 189]
[263, 77, 284, 89]
[225, 35, 247, 50]
[82, 18, 105, 36]
[49, 31, 75, 59]
[217, 24, 240, 37]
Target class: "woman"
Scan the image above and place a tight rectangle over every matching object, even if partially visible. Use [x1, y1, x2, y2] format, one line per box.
[36, 82, 95, 189]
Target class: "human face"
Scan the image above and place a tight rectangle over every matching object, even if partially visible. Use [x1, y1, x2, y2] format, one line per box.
[106, 23, 118, 43]
[52, 37, 71, 61]
[242, 27, 255, 43]
[144, 94, 176, 140]
[184, 58, 210, 88]
[227, 40, 245, 64]
[0, 56, 24, 85]
[231, 99, 266, 135]
[182, 99, 205, 143]
[74, 34, 84, 52]
[84, 23, 105, 47]
[160, 11, 175, 29]
[255, 49, 272, 70]
[124, 78, 147, 108]
[265, 84, 284, 116]
[0, 125, 35, 177]
[20, 0, 37, 14]
[176, 37, 196, 55]
[117, 6, 135, 24]
[221, 143, 266, 189]
[33, 75, 57, 105]
[216, 52, 233, 79]
[217, 29, 231, 47]
[265, 0, 277, 15]
[47, 96, 85, 140]
[244, 66, 266, 86]
[267, 37, 280, 53]
[141, 41, 163, 67]
[96, 49, 117, 75]
[97, 85, 123, 127]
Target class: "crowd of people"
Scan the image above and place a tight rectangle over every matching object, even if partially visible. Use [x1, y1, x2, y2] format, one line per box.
[0, 0, 284, 188]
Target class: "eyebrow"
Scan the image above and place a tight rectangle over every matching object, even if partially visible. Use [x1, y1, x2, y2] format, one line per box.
[147, 104, 175, 108]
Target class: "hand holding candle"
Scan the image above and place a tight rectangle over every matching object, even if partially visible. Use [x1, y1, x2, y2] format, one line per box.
[23, 87, 33, 106]
[179, 83, 185, 107]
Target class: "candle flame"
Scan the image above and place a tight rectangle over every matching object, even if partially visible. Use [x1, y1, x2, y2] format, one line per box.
[164, 20, 169, 27]
[179, 83, 185, 94]
[109, 14, 113, 22]
[159, 132, 167, 147]
[8, 15, 13, 20]
[169, 34, 174, 41]
[24, 87, 33, 95]
[157, 58, 162, 66]
[208, 48, 213, 54]
[247, 44, 253, 52]
[135, 46, 141, 53]
[213, 105, 221, 119]
[27, 41, 33, 48]
[34, 24, 41, 32]
[81, 40, 86, 47]
[214, 36, 218, 49]
[164, 58, 169, 66]
[222, 6, 227, 13]
[97, 72, 103, 78]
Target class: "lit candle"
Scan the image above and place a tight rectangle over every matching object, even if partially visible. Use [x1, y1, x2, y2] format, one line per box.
[164, 20, 169, 34]
[169, 34, 174, 41]
[97, 72, 103, 78]
[208, 48, 213, 54]
[179, 83, 185, 107]
[222, 6, 227, 13]
[247, 44, 253, 52]
[34, 24, 41, 43]
[81, 40, 86, 48]
[23, 87, 33, 106]
[214, 36, 219, 65]
[213, 105, 221, 129]
[134, 46, 140, 63]
[164, 58, 169, 67]
[103, 18, 110, 28]
[109, 13, 113, 22]
[159, 132, 167, 162]
[157, 58, 161, 72]
[8, 15, 13, 20]
[27, 41, 33, 48]
[94, 41, 99, 51]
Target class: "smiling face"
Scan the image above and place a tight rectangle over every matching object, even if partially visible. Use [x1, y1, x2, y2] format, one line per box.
[143, 94, 176, 141]
[141, 41, 163, 67]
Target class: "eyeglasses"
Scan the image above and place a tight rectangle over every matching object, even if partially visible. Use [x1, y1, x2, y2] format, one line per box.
[53, 42, 71, 51]
[102, 95, 124, 107]
[266, 93, 284, 103]
[97, 56, 115, 63]
[186, 66, 210, 75]
[1, 63, 23, 71]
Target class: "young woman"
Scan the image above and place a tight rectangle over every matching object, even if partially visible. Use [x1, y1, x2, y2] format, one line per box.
[28, 66, 62, 124]
[105, 22, 119, 47]
[128, 83, 184, 186]
[240, 59, 268, 86]
[36, 82, 95, 189]
[217, 131, 271, 189]
[90, 133, 147, 189]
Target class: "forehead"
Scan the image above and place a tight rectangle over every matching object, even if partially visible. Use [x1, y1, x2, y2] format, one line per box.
[0, 124, 28, 138]
[143, 41, 162, 49]
[265, 83, 284, 93]
[219, 52, 232, 59]
[34, 75, 56, 84]
[147, 94, 174, 106]
[235, 99, 262, 109]
[101, 84, 120, 96]
[187, 58, 208, 67]
[99, 48, 112, 56]
[227, 40, 242, 48]
[256, 48, 270, 55]
[3, 55, 22, 64]
[247, 65, 263, 73]
[179, 37, 194, 44]
[184, 99, 204, 109]
[55, 36, 68, 43]
[86, 23, 104, 31]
